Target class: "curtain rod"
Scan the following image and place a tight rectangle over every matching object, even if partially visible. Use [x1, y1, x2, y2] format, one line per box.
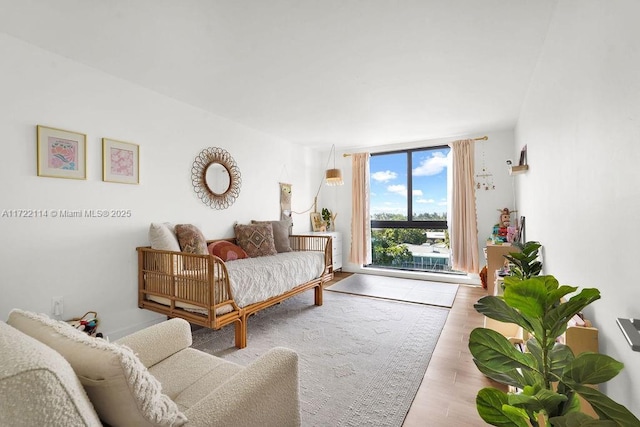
[342, 135, 488, 157]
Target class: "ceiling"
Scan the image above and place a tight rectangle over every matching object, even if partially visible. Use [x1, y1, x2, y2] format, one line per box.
[0, 0, 557, 149]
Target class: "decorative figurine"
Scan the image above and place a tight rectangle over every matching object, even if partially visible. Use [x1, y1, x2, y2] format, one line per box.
[492, 208, 518, 243]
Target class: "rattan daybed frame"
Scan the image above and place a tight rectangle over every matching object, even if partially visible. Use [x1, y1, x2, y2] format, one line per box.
[137, 234, 333, 349]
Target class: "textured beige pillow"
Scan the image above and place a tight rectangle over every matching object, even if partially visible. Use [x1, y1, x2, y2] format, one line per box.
[149, 222, 180, 251]
[7, 310, 187, 427]
[175, 224, 208, 255]
[234, 223, 278, 257]
[251, 219, 292, 253]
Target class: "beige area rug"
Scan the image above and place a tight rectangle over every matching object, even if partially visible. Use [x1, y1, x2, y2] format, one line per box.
[191, 291, 449, 427]
[327, 273, 460, 308]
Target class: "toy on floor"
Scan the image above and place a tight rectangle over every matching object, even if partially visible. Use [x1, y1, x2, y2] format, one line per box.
[66, 311, 99, 336]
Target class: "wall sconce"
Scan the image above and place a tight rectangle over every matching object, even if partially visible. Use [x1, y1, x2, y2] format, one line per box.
[325, 144, 343, 186]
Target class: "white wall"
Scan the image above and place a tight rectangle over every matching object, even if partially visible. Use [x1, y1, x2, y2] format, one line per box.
[320, 128, 516, 284]
[516, 0, 640, 415]
[0, 33, 318, 338]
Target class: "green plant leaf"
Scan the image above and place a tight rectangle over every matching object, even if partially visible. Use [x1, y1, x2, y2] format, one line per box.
[546, 285, 579, 306]
[549, 343, 575, 378]
[564, 382, 640, 425]
[469, 328, 538, 373]
[477, 388, 531, 427]
[473, 359, 528, 389]
[504, 277, 552, 318]
[502, 405, 533, 427]
[522, 368, 546, 390]
[543, 289, 601, 334]
[503, 275, 522, 287]
[474, 296, 533, 331]
[562, 353, 623, 385]
[508, 392, 538, 407]
[507, 387, 567, 417]
[526, 338, 575, 381]
[549, 411, 617, 427]
[535, 388, 569, 417]
[525, 337, 545, 373]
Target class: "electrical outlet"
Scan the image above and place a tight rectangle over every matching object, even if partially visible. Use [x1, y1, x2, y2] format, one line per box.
[51, 296, 64, 317]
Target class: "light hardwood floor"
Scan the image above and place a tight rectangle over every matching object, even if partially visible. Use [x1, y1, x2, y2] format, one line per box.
[327, 272, 500, 426]
[402, 283, 501, 426]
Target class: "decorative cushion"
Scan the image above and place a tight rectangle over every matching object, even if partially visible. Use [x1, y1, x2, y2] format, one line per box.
[175, 224, 208, 255]
[251, 219, 292, 253]
[234, 223, 278, 257]
[149, 222, 180, 251]
[208, 240, 248, 261]
[7, 310, 187, 427]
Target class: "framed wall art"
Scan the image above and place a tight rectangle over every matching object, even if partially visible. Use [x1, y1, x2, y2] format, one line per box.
[36, 125, 87, 179]
[102, 138, 139, 184]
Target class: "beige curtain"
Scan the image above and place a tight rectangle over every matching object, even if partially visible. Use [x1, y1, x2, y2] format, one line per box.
[349, 152, 371, 265]
[448, 139, 479, 273]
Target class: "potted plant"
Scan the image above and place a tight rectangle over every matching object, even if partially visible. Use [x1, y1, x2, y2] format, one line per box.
[322, 208, 332, 231]
[469, 274, 640, 426]
[504, 241, 543, 280]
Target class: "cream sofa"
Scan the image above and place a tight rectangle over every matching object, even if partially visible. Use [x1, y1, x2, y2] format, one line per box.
[1, 310, 300, 426]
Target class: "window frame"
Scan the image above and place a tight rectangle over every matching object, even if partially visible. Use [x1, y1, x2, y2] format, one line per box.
[370, 145, 449, 231]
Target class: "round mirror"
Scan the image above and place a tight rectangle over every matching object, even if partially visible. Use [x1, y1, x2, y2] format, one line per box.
[205, 162, 231, 195]
[191, 147, 241, 209]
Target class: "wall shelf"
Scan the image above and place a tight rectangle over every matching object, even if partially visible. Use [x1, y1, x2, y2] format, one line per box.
[617, 318, 640, 351]
[509, 165, 529, 175]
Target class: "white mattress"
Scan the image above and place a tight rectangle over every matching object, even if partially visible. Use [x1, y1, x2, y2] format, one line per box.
[225, 251, 325, 308]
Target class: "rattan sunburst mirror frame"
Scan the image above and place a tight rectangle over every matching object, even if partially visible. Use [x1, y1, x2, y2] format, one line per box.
[191, 147, 241, 209]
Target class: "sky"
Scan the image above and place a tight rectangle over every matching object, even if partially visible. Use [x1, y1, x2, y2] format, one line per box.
[370, 147, 451, 218]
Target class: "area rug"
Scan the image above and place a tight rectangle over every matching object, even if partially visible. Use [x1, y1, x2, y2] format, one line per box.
[327, 273, 459, 308]
[191, 291, 449, 427]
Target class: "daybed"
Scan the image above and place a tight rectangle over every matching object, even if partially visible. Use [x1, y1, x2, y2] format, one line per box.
[2, 311, 300, 426]
[137, 222, 334, 349]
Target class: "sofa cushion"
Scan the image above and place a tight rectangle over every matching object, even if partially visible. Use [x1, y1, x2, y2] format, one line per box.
[149, 347, 242, 407]
[251, 219, 292, 253]
[149, 222, 181, 252]
[234, 223, 278, 257]
[7, 310, 187, 427]
[0, 321, 102, 427]
[208, 240, 248, 261]
[175, 224, 208, 255]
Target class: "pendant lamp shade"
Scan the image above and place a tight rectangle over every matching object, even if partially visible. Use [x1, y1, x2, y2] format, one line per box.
[325, 168, 343, 186]
[325, 144, 343, 186]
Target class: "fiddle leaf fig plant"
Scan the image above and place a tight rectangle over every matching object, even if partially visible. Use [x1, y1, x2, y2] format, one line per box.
[504, 240, 543, 280]
[469, 275, 640, 426]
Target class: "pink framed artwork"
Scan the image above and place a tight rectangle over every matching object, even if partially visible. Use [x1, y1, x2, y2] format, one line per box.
[36, 125, 87, 179]
[102, 138, 139, 184]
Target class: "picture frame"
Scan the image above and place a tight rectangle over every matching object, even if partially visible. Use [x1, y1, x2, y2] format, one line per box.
[37, 125, 87, 179]
[311, 212, 326, 232]
[102, 138, 139, 184]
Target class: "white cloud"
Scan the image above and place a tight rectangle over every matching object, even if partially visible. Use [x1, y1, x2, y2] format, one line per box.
[385, 185, 424, 197]
[371, 170, 398, 182]
[387, 184, 407, 196]
[412, 151, 449, 176]
[416, 198, 435, 204]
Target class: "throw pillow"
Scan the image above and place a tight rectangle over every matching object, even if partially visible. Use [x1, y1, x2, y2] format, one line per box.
[175, 224, 208, 255]
[234, 223, 277, 257]
[149, 222, 180, 251]
[251, 219, 292, 253]
[7, 309, 187, 427]
[208, 240, 248, 261]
